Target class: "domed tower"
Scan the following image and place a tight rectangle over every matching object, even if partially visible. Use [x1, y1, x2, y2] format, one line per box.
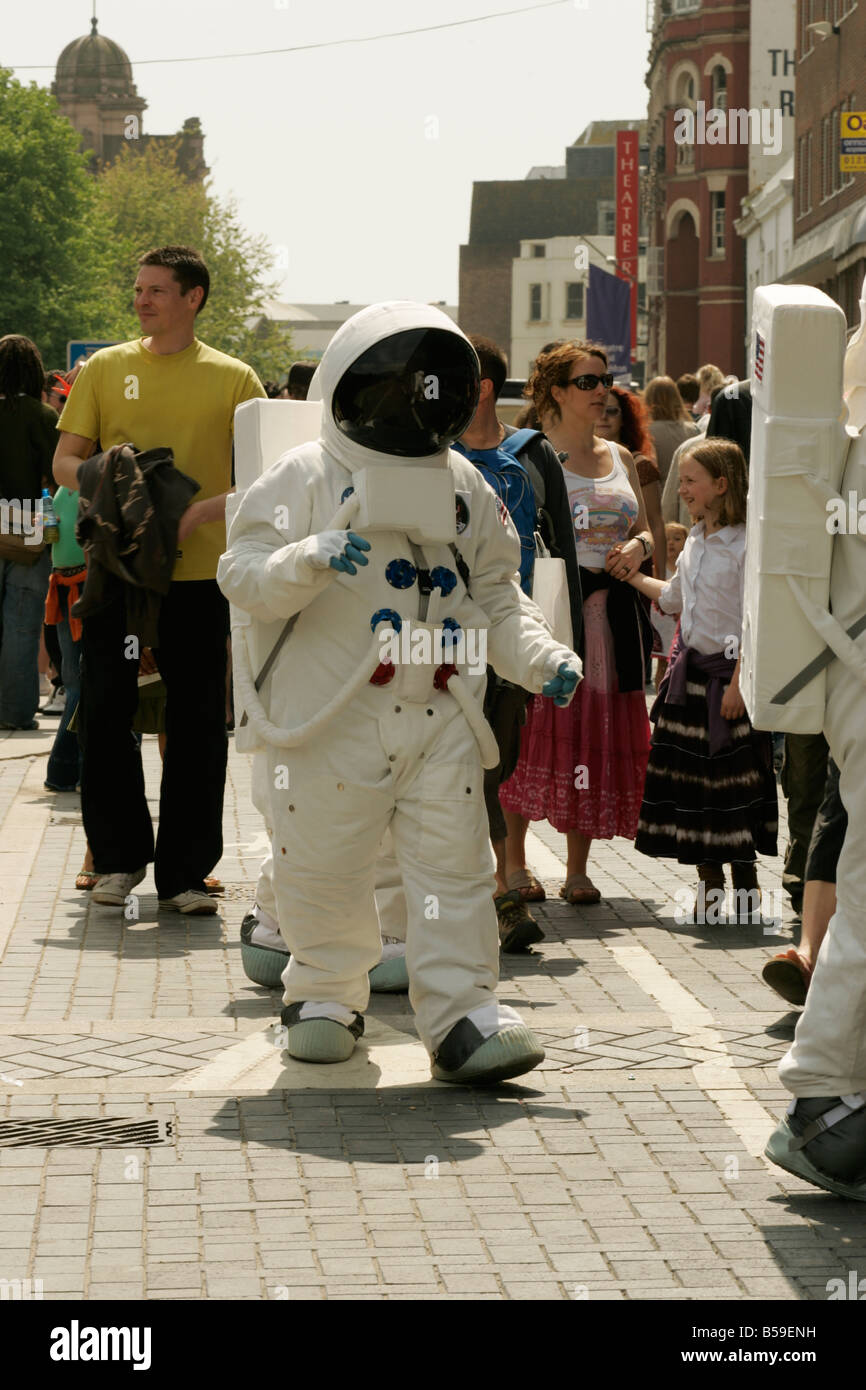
[52, 15, 147, 165]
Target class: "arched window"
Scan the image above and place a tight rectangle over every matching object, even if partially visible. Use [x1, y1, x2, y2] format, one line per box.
[712, 65, 728, 110]
[676, 71, 695, 104]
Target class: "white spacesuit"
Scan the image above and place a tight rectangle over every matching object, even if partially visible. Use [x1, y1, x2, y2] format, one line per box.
[743, 279, 866, 1198]
[218, 302, 581, 1083]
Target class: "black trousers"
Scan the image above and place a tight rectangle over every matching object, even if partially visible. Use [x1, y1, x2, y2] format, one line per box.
[780, 731, 829, 911]
[804, 757, 847, 885]
[78, 578, 228, 897]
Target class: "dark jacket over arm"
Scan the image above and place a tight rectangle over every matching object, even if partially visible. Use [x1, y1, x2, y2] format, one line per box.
[73, 443, 200, 645]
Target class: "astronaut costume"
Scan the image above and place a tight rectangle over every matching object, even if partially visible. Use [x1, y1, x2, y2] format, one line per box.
[741, 278, 866, 1198]
[218, 302, 581, 1083]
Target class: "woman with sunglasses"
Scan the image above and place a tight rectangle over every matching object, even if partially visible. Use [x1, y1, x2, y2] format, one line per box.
[500, 342, 653, 905]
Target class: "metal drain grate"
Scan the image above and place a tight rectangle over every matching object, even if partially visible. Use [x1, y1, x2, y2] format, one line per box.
[0, 1118, 172, 1147]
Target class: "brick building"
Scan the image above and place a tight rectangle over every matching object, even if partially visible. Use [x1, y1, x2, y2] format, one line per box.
[458, 121, 647, 355]
[782, 0, 865, 325]
[645, 0, 752, 378]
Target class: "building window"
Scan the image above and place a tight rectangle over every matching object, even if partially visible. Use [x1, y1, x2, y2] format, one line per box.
[710, 191, 726, 255]
[675, 70, 695, 103]
[565, 282, 585, 320]
[821, 113, 832, 199]
[529, 284, 543, 320]
[597, 200, 615, 235]
[531, 244, 546, 258]
[711, 66, 728, 110]
[798, 130, 814, 214]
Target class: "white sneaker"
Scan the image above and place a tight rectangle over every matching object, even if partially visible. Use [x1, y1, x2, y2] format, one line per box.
[158, 889, 218, 915]
[41, 686, 66, 716]
[92, 867, 147, 906]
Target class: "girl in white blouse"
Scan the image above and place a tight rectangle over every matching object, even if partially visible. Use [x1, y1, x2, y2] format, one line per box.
[626, 440, 778, 924]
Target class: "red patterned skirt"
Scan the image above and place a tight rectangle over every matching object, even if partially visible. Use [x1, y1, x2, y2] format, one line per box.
[499, 590, 651, 837]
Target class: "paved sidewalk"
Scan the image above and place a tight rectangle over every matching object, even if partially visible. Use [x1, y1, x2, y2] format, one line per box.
[1, 722, 863, 1301]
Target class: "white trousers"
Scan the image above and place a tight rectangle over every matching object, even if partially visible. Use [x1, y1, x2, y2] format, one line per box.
[250, 758, 408, 941]
[779, 652, 866, 1095]
[261, 701, 499, 1053]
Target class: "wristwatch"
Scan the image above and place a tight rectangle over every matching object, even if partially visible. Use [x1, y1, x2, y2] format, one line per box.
[637, 534, 653, 559]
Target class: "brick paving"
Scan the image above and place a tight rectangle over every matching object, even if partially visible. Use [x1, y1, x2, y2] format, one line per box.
[1, 721, 864, 1302]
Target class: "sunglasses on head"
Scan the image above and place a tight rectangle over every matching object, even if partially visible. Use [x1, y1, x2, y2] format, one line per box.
[566, 372, 614, 391]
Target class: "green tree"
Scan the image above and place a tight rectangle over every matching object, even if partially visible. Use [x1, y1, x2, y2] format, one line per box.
[0, 69, 102, 366]
[90, 141, 291, 382]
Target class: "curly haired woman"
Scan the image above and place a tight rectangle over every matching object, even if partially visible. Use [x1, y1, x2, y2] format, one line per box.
[500, 342, 653, 905]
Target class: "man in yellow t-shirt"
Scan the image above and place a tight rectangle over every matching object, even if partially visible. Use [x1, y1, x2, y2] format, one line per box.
[54, 244, 265, 914]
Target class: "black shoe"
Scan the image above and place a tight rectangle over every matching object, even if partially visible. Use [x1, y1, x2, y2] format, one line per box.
[765, 1095, 866, 1198]
[495, 889, 544, 952]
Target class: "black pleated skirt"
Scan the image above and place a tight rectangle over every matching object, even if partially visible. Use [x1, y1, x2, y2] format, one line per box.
[634, 672, 778, 865]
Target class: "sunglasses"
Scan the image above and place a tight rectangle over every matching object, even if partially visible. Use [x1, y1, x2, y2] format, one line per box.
[566, 373, 614, 391]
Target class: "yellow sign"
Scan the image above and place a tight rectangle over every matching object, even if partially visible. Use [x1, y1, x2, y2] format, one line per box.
[840, 112, 866, 172]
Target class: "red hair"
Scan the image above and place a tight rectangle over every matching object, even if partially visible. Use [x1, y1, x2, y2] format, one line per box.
[609, 385, 655, 460]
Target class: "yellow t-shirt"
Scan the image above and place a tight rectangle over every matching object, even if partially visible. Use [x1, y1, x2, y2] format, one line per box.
[59, 338, 265, 581]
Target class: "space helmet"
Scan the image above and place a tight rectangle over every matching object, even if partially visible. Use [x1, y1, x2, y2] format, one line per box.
[314, 303, 480, 461]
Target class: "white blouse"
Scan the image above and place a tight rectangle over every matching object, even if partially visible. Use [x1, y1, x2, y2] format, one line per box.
[657, 522, 746, 656]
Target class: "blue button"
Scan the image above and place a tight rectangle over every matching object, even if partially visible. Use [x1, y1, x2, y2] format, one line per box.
[431, 566, 457, 596]
[385, 559, 417, 589]
[371, 608, 402, 633]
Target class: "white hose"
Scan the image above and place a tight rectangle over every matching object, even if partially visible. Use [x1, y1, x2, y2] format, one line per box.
[231, 487, 500, 762]
[233, 621, 386, 748]
[445, 673, 501, 770]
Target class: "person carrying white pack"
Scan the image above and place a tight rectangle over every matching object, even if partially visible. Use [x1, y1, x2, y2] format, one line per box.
[218, 302, 582, 1085]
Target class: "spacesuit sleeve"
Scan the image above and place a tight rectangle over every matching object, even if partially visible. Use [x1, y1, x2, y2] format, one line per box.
[468, 477, 577, 692]
[217, 463, 333, 624]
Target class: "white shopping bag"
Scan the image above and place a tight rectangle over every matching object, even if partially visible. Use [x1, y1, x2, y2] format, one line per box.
[531, 534, 573, 649]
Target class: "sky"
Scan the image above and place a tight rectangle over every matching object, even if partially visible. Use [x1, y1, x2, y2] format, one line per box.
[10, 0, 652, 307]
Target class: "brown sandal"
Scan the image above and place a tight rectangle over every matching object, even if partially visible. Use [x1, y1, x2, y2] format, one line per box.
[506, 869, 546, 902]
[75, 870, 99, 891]
[559, 873, 601, 905]
[761, 949, 812, 1007]
[204, 876, 225, 896]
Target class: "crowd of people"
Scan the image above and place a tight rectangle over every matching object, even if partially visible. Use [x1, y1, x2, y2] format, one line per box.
[0, 247, 844, 1050]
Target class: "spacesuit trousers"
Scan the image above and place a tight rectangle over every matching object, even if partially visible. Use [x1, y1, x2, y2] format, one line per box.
[251, 754, 408, 942]
[264, 700, 499, 1053]
[779, 652, 866, 1096]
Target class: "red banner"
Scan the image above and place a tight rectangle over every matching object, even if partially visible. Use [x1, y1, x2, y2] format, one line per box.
[615, 130, 639, 361]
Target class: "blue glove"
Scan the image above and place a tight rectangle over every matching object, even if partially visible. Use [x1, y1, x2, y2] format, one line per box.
[304, 530, 371, 575]
[542, 662, 579, 707]
[330, 532, 371, 575]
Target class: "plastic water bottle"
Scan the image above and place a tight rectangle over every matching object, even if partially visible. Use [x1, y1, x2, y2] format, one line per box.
[40, 488, 59, 544]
